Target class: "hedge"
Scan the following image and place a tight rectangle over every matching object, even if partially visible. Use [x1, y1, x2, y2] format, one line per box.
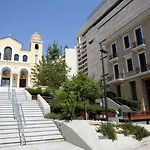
[114, 97, 141, 110]
[26, 87, 54, 98]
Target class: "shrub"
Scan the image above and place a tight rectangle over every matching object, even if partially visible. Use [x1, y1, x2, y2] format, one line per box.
[44, 113, 63, 120]
[107, 91, 117, 99]
[133, 125, 150, 141]
[114, 97, 141, 110]
[50, 100, 63, 113]
[26, 87, 54, 97]
[26, 88, 43, 95]
[96, 123, 117, 141]
[42, 87, 54, 98]
[116, 123, 150, 141]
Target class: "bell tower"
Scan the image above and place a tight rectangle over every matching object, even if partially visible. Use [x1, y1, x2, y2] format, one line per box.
[30, 32, 43, 64]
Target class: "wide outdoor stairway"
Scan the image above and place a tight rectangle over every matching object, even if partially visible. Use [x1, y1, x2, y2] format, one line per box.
[0, 88, 63, 148]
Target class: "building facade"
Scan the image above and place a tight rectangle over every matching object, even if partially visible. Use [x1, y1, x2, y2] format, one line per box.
[65, 46, 78, 79]
[0, 33, 43, 88]
[76, 0, 150, 109]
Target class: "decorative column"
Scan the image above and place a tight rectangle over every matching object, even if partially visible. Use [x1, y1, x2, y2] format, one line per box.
[0, 72, 1, 86]
[10, 74, 13, 87]
[17, 74, 20, 88]
[28, 74, 31, 87]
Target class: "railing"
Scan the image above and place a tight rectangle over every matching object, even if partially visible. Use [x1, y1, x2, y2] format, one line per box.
[132, 38, 145, 48]
[109, 53, 118, 61]
[107, 73, 124, 82]
[11, 89, 26, 145]
[136, 64, 150, 74]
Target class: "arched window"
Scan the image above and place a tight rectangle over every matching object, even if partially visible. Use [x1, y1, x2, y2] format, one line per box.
[4, 47, 12, 60]
[35, 44, 39, 50]
[23, 55, 28, 62]
[14, 54, 19, 61]
[0, 53, 1, 59]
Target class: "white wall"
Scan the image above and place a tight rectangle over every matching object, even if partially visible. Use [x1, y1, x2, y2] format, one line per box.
[65, 46, 78, 79]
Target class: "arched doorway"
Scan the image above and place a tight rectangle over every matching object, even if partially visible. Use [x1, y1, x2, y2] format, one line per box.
[1, 67, 11, 87]
[20, 69, 28, 87]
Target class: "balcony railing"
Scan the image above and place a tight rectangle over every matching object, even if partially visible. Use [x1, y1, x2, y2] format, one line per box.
[109, 53, 118, 61]
[132, 38, 145, 48]
[136, 64, 150, 74]
[107, 73, 124, 82]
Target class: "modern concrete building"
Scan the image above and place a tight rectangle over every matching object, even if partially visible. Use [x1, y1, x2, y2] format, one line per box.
[0, 32, 43, 87]
[76, 0, 150, 110]
[65, 46, 78, 79]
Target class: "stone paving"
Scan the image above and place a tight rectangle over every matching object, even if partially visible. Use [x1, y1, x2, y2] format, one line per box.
[0, 141, 84, 150]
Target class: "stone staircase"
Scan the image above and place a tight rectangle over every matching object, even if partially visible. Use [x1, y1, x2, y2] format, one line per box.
[0, 88, 63, 148]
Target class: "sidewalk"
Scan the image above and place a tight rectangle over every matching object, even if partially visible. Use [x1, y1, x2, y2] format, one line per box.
[0, 141, 84, 150]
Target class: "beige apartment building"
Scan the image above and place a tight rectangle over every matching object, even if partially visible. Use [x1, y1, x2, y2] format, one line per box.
[105, 8, 150, 110]
[76, 0, 150, 110]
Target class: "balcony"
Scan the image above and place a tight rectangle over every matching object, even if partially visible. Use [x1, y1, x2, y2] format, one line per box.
[107, 73, 124, 84]
[136, 64, 150, 74]
[132, 38, 146, 52]
[109, 53, 119, 63]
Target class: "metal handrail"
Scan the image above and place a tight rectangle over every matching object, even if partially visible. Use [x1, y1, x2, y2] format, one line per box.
[11, 89, 26, 145]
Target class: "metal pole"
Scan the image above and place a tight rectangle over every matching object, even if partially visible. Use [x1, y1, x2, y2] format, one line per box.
[100, 43, 108, 121]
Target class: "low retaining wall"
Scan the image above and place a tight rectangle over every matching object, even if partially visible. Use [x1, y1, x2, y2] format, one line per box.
[25, 90, 32, 101]
[55, 120, 106, 150]
[37, 94, 51, 115]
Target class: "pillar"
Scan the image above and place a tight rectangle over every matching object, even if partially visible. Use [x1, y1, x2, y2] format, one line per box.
[28, 74, 31, 87]
[17, 74, 20, 88]
[10, 74, 13, 87]
[0, 72, 1, 86]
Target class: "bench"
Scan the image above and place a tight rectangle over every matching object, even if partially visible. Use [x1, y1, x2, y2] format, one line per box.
[121, 110, 150, 124]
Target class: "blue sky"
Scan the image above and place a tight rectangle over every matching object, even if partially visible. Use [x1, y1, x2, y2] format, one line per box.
[0, 0, 102, 54]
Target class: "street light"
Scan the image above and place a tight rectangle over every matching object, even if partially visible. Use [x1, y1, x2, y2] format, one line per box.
[99, 42, 108, 121]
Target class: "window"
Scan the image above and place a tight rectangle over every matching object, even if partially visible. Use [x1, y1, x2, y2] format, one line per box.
[114, 64, 119, 79]
[126, 58, 133, 72]
[89, 39, 94, 45]
[23, 55, 28, 62]
[111, 43, 117, 58]
[14, 54, 19, 61]
[35, 44, 39, 50]
[138, 52, 147, 72]
[130, 81, 137, 100]
[4, 47, 12, 60]
[123, 35, 130, 49]
[135, 27, 143, 46]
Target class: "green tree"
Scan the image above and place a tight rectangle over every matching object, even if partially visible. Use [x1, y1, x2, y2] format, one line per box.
[31, 41, 68, 88]
[55, 73, 102, 120]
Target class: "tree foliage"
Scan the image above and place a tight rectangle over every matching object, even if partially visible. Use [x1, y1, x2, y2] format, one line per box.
[31, 41, 68, 88]
[54, 73, 102, 119]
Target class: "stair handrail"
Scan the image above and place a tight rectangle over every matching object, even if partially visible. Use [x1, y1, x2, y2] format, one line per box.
[11, 89, 26, 145]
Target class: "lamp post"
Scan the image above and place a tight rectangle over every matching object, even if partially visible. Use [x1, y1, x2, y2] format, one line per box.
[99, 42, 108, 121]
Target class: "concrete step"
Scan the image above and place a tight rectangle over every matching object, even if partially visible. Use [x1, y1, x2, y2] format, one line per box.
[0, 129, 19, 134]
[0, 121, 18, 126]
[21, 106, 40, 108]
[25, 120, 54, 124]
[25, 134, 63, 143]
[0, 112, 14, 115]
[0, 118, 17, 122]
[24, 127, 59, 133]
[0, 142, 20, 148]
[0, 125, 19, 130]
[0, 133, 20, 139]
[0, 138, 20, 145]
[25, 124, 56, 128]
[0, 114, 14, 118]
[24, 130, 61, 137]
[0, 114, 43, 118]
